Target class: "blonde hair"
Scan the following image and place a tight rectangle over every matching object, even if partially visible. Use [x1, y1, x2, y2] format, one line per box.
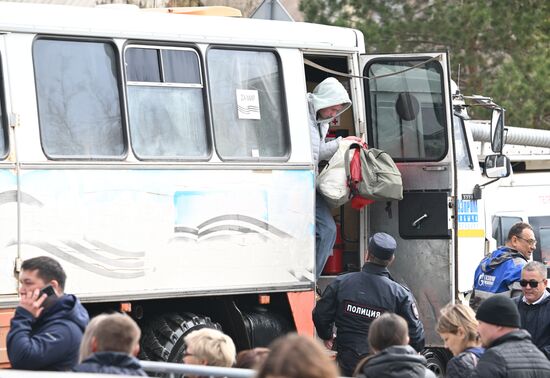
[184, 328, 236, 367]
[436, 303, 478, 343]
[79, 314, 109, 362]
[256, 333, 339, 378]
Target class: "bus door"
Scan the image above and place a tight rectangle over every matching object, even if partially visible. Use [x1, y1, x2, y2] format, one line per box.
[0, 38, 17, 295]
[529, 216, 550, 270]
[361, 53, 455, 346]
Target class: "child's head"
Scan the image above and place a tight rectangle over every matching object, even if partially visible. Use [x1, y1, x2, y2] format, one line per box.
[368, 313, 409, 353]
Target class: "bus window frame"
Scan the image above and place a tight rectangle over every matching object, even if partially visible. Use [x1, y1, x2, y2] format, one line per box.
[0, 52, 8, 160]
[32, 35, 128, 161]
[205, 45, 291, 163]
[364, 56, 449, 163]
[123, 42, 212, 162]
[453, 113, 474, 170]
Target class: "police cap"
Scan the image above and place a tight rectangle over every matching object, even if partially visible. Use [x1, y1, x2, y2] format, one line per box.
[368, 232, 397, 260]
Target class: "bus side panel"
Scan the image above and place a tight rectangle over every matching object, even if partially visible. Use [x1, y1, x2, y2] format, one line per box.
[0, 167, 17, 296]
[18, 168, 315, 299]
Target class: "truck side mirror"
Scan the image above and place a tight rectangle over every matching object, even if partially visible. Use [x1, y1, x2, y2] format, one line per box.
[395, 92, 420, 121]
[490, 107, 505, 153]
[484, 154, 511, 178]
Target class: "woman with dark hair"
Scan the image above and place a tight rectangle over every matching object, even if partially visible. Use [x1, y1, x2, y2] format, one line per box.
[235, 347, 270, 370]
[355, 313, 435, 378]
[436, 303, 484, 378]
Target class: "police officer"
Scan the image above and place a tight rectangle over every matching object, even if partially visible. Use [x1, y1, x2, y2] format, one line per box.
[313, 232, 425, 376]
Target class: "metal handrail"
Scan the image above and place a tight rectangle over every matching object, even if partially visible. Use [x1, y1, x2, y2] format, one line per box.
[140, 360, 255, 378]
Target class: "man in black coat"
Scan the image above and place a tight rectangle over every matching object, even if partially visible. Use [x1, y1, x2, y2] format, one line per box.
[471, 295, 550, 377]
[513, 261, 550, 359]
[313, 232, 425, 376]
[73, 312, 146, 376]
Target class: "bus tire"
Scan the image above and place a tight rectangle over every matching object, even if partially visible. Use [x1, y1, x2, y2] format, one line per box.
[423, 347, 451, 377]
[140, 312, 221, 363]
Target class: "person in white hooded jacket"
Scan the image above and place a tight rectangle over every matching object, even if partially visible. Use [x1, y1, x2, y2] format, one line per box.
[308, 77, 361, 279]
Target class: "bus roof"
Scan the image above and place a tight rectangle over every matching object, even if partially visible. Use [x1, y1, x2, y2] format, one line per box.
[0, 2, 363, 51]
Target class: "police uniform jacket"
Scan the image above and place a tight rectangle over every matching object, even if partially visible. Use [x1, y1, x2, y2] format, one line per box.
[313, 262, 425, 356]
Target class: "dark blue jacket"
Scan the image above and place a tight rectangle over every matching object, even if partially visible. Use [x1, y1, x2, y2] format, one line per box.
[73, 352, 147, 376]
[514, 290, 550, 359]
[7, 294, 89, 371]
[470, 247, 527, 310]
[313, 263, 425, 356]
[446, 347, 484, 378]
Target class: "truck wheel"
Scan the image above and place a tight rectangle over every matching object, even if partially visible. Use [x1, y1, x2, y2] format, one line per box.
[140, 312, 221, 363]
[242, 305, 292, 347]
[423, 348, 451, 377]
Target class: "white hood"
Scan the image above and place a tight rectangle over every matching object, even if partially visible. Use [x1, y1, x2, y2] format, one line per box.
[310, 77, 351, 123]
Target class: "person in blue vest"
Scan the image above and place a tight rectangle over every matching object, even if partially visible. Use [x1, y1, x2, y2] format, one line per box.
[470, 222, 536, 310]
[313, 232, 425, 376]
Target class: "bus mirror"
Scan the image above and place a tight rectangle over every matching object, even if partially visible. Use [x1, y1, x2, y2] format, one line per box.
[490, 107, 505, 153]
[484, 154, 511, 178]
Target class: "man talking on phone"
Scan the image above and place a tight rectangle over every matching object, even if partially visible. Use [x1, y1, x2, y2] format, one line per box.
[7, 256, 89, 371]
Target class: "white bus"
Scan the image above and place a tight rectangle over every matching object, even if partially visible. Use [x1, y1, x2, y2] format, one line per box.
[0, 2, 479, 373]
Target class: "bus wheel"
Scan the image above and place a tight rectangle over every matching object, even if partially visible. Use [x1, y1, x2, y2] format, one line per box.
[423, 348, 451, 377]
[241, 305, 292, 347]
[140, 312, 221, 363]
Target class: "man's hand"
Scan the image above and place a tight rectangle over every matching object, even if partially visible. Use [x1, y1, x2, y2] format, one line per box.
[344, 136, 363, 143]
[323, 336, 335, 350]
[19, 288, 47, 318]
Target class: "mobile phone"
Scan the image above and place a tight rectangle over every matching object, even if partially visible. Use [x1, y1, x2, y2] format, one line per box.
[39, 284, 58, 310]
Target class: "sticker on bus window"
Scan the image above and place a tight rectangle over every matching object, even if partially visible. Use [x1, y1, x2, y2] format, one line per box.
[236, 89, 261, 120]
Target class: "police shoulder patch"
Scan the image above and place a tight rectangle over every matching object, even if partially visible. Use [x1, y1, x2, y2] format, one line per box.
[411, 302, 419, 319]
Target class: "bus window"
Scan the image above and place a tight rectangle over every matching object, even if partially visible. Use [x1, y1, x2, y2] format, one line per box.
[33, 39, 125, 159]
[492, 215, 523, 246]
[125, 47, 209, 160]
[207, 48, 289, 160]
[0, 55, 6, 158]
[365, 59, 447, 161]
[453, 115, 473, 170]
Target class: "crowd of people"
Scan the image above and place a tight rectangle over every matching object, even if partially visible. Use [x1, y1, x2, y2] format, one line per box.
[7, 226, 550, 378]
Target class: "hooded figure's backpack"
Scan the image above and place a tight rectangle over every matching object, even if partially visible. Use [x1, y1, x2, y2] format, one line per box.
[345, 143, 403, 202]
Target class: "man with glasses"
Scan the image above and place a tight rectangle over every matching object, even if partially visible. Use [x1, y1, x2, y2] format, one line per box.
[513, 261, 550, 359]
[470, 222, 536, 310]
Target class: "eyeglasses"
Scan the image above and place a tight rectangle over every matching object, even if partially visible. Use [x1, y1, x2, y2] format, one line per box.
[519, 279, 544, 288]
[516, 236, 537, 246]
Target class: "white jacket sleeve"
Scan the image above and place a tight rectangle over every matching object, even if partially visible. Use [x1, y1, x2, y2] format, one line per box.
[319, 137, 341, 161]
